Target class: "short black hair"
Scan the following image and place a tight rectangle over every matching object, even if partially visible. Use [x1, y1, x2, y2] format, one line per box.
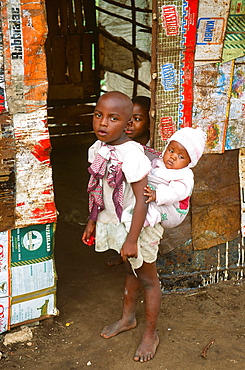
[132, 96, 150, 112]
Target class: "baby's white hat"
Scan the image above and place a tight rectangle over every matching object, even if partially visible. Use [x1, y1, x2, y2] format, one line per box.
[167, 127, 207, 168]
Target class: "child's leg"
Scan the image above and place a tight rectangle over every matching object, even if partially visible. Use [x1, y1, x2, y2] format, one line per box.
[133, 261, 161, 362]
[105, 253, 123, 267]
[101, 260, 141, 338]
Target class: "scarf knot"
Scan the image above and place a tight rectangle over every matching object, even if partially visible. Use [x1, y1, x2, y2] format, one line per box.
[87, 145, 125, 221]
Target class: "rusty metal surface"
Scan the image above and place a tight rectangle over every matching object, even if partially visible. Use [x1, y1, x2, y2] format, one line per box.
[192, 150, 241, 250]
[157, 237, 244, 293]
[240, 148, 245, 237]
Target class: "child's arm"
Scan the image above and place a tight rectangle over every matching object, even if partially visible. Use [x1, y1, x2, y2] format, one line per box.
[120, 176, 148, 261]
[82, 219, 96, 245]
[143, 185, 156, 203]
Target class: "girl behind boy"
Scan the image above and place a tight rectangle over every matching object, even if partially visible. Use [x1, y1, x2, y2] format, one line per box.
[126, 95, 150, 145]
[82, 91, 164, 362]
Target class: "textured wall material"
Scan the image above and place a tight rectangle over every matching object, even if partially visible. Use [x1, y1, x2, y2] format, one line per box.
[192, 150, 241, 250]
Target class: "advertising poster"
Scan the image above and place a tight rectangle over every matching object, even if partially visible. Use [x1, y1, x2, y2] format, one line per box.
[155, 0, 198, 151]
[1, 0, 48, 114]
[195, 0, 231, 65]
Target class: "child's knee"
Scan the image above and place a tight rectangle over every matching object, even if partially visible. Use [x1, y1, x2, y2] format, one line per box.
[139, 274, 158, 289]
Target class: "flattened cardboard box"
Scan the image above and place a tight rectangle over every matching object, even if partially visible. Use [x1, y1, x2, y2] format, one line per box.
[0, 223, 58, 334]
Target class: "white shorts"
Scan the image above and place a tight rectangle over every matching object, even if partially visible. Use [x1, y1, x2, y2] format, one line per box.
[95, 222, 164, 270]
[128, 223, 163, 270]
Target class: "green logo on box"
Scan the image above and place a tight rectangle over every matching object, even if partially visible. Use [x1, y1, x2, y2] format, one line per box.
[11, 223, 55, 266]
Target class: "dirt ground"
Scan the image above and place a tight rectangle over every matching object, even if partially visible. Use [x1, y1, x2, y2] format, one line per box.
[1, 133, 245, 369]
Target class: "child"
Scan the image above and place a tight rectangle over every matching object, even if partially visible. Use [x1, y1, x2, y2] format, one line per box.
[126, 95, 151, 145]
[105, 95, 155, 267]
[144, 127, 206, 228]
[82, 91, 164, 363]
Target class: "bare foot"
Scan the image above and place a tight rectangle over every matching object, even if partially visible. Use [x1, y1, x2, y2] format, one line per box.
[105, 254, 123, 267]
[133, 332, 159, 362]
[101, 318, 137, 339]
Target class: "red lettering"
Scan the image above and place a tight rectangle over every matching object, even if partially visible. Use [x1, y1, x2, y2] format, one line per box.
[0, 305, 5, 318]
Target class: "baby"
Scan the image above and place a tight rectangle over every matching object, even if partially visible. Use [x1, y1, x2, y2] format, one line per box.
[144, 127, 206, 228]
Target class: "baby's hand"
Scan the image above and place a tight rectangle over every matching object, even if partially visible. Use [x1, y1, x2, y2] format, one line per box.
[144, 185, 156, 203]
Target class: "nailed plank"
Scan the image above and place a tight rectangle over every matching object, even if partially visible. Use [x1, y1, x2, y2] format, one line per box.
[45, 0, 59, 37]
[59, 0, 68, 36]
[82, 33, 94, 82]
[48, 84, 84, 100]
[50, 38, 67, 84]
[66, 35, 82, 83]
[67, 0, 76, 34]
[74, 0, 84, 33]
[48, 103, 94, 118]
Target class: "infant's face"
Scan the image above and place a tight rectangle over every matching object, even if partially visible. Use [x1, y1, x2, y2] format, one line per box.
[163, 140, 191, 169]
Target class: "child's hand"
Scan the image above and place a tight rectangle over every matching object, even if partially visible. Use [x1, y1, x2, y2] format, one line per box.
[82, 219, 96, 245]
[120, 240, 138, 261]
[144, 185, 156, 203]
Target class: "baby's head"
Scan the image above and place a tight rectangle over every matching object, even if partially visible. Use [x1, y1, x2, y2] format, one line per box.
[125, 96, 150, 145]
[163, 127, 206, 169]
[93, 91, 133, 145]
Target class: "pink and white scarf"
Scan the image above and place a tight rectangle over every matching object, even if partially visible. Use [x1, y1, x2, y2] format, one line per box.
[87, 144, 125, 221]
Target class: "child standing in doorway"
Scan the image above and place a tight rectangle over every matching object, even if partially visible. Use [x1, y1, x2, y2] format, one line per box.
[82, 91, 164, 362]
[105, 95, 157, 267]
